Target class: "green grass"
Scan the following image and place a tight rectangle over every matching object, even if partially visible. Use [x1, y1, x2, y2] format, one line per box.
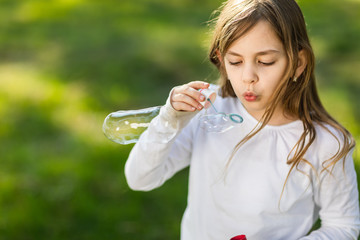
[0, 0, 359, 239]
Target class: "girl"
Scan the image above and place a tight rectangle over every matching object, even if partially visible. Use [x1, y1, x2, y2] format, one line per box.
[125, 0, 360, 239]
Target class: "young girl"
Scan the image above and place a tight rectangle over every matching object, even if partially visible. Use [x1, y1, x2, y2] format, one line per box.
[125, 0, 360, 239]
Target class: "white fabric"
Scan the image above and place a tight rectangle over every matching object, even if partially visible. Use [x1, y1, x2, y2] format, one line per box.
[125, 86, 360, 240]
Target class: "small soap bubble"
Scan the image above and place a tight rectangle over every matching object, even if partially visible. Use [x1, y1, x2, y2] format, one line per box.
[199, 113, 236, 133]
[199, 99, 243, 133]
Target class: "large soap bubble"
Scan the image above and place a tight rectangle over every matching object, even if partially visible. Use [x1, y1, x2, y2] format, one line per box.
[103, 90, 243, 145]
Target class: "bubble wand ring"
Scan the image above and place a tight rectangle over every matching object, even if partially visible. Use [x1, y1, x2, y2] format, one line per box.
[206, 98, 243, 124]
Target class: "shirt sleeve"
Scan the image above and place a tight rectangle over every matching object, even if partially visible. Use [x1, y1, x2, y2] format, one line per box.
[300, 148, 360, 240]
[124, 91, 198, 191]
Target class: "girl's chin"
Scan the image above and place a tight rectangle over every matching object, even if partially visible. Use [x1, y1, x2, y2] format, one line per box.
[241, 103, 265, 118]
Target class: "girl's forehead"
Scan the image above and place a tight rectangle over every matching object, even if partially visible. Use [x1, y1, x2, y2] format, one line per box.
[228, 20, 284, 54]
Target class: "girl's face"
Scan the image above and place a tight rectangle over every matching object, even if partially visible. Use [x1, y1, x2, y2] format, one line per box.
[223, 20, 290, 124]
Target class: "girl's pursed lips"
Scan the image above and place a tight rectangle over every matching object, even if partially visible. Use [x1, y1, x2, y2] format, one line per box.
[243, 91, 258, 102]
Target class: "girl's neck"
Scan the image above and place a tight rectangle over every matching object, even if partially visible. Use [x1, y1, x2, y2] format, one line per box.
[268, 113, 299, 126]
[249, 107, 299, 126]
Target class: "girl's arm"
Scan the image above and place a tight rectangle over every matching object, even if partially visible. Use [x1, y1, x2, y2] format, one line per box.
[300, 149, 360, 239]
[124, 81, 209, 191]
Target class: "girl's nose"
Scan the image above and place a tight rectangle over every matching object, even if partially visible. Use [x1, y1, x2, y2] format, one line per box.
[242, 64, 258, 84]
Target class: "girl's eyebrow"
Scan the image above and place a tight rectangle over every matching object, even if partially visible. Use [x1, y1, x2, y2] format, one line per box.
[227, 49, 280, 56]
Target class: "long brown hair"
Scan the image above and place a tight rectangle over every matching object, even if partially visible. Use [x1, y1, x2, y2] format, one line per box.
[208, 0, 355, 188]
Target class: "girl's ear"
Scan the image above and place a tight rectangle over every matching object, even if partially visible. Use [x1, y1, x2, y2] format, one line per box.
[215, 49, 223, 64]
[294, 50, 307, 78]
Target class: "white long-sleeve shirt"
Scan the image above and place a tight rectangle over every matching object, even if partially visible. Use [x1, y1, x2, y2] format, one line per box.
[125, 87, 360, 240]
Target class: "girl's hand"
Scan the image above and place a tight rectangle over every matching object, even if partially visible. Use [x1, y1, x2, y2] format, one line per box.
[170, 81, 210, 112]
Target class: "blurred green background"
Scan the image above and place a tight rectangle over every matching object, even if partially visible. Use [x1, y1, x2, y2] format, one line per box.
[0, 0, 359, 239]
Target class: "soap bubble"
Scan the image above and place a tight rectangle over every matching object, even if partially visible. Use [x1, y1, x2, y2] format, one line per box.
[103, 106, 161, 145]
[199, 98, 243, 133]
[199, 112, 243, 133]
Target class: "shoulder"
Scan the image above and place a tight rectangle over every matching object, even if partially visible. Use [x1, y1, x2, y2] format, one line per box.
[314, 123, 346, 147]
[310, 123, 349, 163]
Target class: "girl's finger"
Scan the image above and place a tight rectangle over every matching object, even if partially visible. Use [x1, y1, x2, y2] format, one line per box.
[170, 81, 210, 111]
[181, 82, 209, 102]
[172, 92, 203, 111]
[188, 81, 210, 90]
[171, 101, 197, 112]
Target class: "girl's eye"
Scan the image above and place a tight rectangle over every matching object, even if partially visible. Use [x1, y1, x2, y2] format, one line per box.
[259, 61, 275, 66]
[229, 61, 242, 66]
